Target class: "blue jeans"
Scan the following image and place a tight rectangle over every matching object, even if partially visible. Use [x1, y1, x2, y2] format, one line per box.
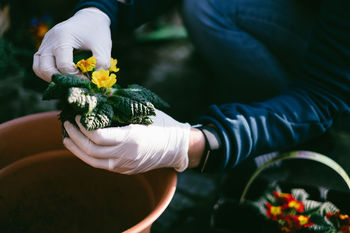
[182, 0, 320, 103]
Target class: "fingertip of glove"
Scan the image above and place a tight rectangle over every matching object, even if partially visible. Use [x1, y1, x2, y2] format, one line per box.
[62, 137, 70, 146]
[75, 115, 86, 132]
[63, 121, 71, 130]
[75, 115, 81, 123]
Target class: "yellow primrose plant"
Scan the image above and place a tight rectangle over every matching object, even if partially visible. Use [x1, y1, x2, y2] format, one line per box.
[43, 56, 169, 131]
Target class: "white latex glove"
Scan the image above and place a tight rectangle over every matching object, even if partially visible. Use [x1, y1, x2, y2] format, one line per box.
[33, 7, 112, 82]
[63, 110, 191, 174]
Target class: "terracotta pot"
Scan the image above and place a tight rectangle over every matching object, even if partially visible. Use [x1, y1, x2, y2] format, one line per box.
[0, 111, 177, 233]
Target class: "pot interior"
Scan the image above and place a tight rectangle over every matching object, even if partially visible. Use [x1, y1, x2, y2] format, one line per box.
[0, 150, 155, 233]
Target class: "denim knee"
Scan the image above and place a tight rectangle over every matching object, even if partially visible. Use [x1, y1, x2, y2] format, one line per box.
[182, 0, 234, 35]
[181, 0, 293, 102]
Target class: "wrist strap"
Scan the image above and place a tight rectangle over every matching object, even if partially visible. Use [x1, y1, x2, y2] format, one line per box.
[197, 133, 211, 173]
[195, 125, 222, 173]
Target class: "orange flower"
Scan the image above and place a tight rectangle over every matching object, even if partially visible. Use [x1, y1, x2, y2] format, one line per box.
[340, 214, 350, 221]
[280, 226, 293, 233]
[36, 24, 50, 38]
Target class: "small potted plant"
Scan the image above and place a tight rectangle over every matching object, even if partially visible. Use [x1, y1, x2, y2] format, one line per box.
[43, 55, 169, 133]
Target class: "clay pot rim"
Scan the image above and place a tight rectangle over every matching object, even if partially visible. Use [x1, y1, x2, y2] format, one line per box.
[124, 170, 177, 233]
[125, 168, 177, 233]
[0, 111, 61, 130]
[0, 111, 178, 233]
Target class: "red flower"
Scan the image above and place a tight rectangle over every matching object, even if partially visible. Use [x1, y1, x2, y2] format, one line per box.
[266, 203, 284, 220]
[327, 211, 350, 233]
[326, 212, 336, 218]
[281, 215, 314, 232]
[280, 226, 293, 232]
[273, 191, 295, 204]
[327, 211, 350, 225]
[294, 215, 314, 228]
[340, 225, 350, 233]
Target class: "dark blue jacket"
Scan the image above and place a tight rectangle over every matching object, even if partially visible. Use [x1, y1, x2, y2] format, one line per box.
[75, 0, 350, 172]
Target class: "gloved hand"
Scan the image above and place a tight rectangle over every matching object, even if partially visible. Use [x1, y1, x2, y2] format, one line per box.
[33, 7, 112, 82]
[63, 110, 191, 174]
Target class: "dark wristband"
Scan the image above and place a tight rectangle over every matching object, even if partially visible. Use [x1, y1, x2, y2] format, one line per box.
[194, 125, 223, 173]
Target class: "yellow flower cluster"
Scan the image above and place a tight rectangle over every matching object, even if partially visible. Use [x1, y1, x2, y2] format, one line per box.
[75, 56, 120, 89]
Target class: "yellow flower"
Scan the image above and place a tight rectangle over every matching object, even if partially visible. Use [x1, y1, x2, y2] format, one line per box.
[297, 215, 310, 226]
[75, 56, 96, 73]
[92, 69, 116, 88]
[287, 200, 304, 212]
[109, 58, 120, 72]
[270, 206, 282, 216]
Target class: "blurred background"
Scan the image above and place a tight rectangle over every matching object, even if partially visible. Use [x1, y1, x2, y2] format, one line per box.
[0, 0, 215, 124]
[0, 1, 349, 232]
[0, 2, 222, 232]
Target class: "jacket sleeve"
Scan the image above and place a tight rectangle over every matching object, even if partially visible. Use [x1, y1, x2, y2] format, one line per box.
[74, 0, 179, 33]
[197, 0, 350, 172]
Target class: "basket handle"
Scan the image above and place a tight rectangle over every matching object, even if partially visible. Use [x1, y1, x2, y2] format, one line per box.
[239, 151, 350, 204]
